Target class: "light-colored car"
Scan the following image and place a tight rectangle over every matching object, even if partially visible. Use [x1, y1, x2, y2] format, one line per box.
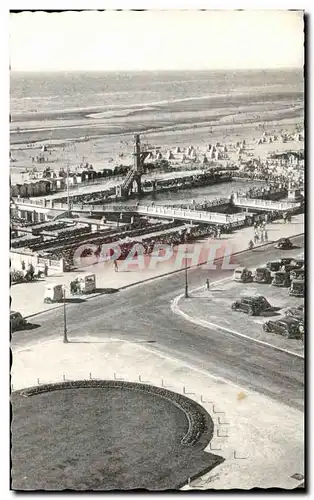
[10, 311, 26, 332]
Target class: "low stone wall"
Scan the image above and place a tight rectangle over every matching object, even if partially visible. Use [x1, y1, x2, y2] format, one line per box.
[10, 249, 64, 273]
[19, 379, 212, 447]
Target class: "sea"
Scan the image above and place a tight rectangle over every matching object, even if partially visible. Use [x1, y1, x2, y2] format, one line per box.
[10, 69, 303, 137]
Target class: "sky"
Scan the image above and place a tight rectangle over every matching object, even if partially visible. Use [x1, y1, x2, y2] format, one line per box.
[10, 10, 304, 72]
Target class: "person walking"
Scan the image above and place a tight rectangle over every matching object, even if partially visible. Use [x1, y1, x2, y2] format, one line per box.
[260, 231, 264, 243]
[205, 278, 210, 291]
[264, 229, 268, 242]
[114, 260, 119, 272]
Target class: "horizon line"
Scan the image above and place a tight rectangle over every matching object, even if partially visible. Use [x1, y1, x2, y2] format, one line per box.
[10, 66, 303, 73]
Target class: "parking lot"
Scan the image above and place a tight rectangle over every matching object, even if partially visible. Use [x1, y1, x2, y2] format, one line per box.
[178, 262, 305, 356]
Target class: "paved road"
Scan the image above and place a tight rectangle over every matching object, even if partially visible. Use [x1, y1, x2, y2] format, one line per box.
[12, 235, 304, 411]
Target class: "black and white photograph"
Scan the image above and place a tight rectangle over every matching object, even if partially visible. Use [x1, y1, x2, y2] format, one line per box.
[8, 7, 305, 491]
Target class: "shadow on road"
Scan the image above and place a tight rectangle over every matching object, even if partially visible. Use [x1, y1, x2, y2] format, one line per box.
[12, 322, 41, 334]
[259, 307, 282, 317]
[64, 298, 86, 304]
[95, 287, 119, 294]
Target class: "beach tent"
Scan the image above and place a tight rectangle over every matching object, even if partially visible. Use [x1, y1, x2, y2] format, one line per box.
[166, 150, 174, 160]
[156, 152, 163, 160]
[202, 155, 208, 164]
[175, 147, 181, 153]
[223, 145, 228, 153]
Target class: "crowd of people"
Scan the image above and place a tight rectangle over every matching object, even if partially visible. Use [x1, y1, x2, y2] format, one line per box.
[238, 183, 288, 200]
[42, 220, 236, 270]
[163, 197, 230, 212]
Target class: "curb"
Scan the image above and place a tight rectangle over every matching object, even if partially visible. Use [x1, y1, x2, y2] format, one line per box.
[172, 291, 304, 360]
[23, 232, 304, 320]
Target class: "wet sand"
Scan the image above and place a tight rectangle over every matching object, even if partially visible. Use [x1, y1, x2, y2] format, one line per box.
[10, 94, 304, 188]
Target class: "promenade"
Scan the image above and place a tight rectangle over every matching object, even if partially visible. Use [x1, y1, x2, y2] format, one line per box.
[11, 214, 304, 318]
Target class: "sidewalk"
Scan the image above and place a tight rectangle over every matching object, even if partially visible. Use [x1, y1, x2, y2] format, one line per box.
[10, 214, 304, 318]
[11, 337, 304, 490]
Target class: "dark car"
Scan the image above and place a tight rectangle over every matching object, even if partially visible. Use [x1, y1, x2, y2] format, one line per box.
[253, 267, 272, 284]
[278, 258, 295, 267]
[285, 304, 304, 321]
[266, 261, 281, 276]
[290, 268, 305, 281]
[280, 264, 299, 276]
[289, 279, 304, 297]
[231, 295, 272, 316]
[271, 271, 291, 287]
[10, 311, 27, 332]
[274, 238, 293, 250]
[291, 259, 304, 269]
[262, 317, 303, 339]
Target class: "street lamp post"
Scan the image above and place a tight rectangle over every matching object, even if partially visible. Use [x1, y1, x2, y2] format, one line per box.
[184, 249, 189, 298]
[66, 162, 70, 214]
[63, 286, 68, 343]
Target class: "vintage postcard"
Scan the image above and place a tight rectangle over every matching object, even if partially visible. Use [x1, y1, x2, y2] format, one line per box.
[9, 8, 305, 491]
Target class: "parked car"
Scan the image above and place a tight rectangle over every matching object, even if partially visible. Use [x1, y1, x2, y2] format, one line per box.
[10, 311, 27, 332]
[285, 304, 304, 321]
[291, 259, 304, 269]
[271, 271, 291, 287]
[290, 268, 305, 281]
[280, 264, 299, 276]
[231, 296, 272, 316]
[278, 257, 295, 267]
[266, 261, 281, 277]
[262, 317, 303, 339]
[274, 238, 293, 250]
[289, 279, 305, 297]
[44, 284, 64, 303]
[232, 267, 253, 283]
[253, 267, 272, 284]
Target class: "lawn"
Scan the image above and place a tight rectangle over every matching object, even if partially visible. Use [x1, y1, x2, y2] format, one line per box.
[11, 381, 224, 490]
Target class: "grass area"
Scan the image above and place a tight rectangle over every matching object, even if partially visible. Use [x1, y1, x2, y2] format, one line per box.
[11, 381, 223, 491]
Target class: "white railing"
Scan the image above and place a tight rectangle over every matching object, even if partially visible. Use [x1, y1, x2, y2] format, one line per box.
[136, 205, 245, 224]
[234, 197, 300, 211]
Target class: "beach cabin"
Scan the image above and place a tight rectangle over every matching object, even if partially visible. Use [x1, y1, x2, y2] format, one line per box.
[10, 185, 19, 197]
[56, 177, 65, 190]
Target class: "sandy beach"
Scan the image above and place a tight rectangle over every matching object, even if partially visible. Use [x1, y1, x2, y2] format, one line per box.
[10, 109, 304, 187]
